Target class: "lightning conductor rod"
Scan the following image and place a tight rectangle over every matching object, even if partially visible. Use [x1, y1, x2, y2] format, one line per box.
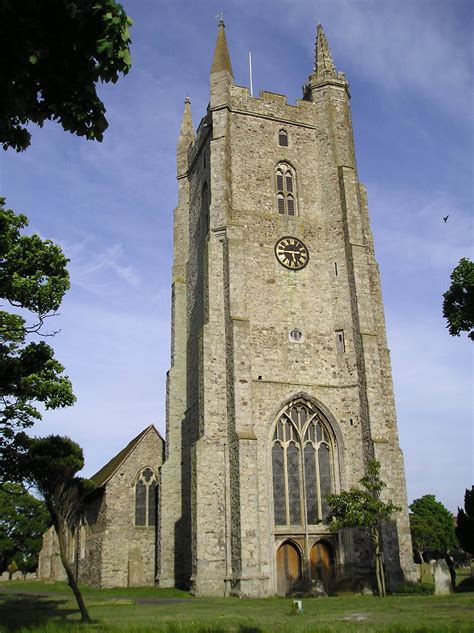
[249, 51, 253, 97]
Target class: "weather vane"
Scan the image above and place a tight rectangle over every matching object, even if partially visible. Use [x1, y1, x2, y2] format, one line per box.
[215, 12, 224, 25]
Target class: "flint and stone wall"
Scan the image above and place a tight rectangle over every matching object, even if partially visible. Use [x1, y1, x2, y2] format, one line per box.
[160, 65, 414, 596]
[38, 428, 164, 588]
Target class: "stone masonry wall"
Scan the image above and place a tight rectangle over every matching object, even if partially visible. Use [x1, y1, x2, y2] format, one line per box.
[99, 428, 164, 588]
[164, 32, 414, 595]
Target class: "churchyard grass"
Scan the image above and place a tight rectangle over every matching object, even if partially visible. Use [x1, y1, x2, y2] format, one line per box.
[0, 582, 473, 632]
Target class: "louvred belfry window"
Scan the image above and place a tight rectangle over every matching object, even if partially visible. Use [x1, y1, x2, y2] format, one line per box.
[272, 400, 335, 527]
[134, 468, 158, 527]
[278, 129, 288, 146]
[275, 163, 297, 216]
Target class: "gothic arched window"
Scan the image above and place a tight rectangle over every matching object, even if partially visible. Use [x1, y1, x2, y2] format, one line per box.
[272, 400, 335, 527]
[275, 163, 297, 216]
[134, 468, 158, 527]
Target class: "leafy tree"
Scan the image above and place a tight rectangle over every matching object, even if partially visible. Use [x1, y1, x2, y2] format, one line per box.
[24, 435, 94, 622]
[0, 483, 50, 572]
[443, 257, 474, 341]
[0, 199, 75, 483]
[327, 460, 400, 597]
[0, 0, 132, 152]
[456, 487, 474, 555]
[409, 495, 458, 561]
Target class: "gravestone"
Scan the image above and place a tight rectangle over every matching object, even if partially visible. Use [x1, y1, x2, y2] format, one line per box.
[0, 572, 9, 581]
[470, 559, 474, 578]
[310, 579, 327, 597]
[434, 559, 452, 594]
[128, 548, 144, 587]
[11, 571, 23, 580]
[25, 572, 37, 580]
[420, 562, 433, 585]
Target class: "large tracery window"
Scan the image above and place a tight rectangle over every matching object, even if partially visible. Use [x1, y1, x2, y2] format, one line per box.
[135, 468, 158, 527]
[275, 163, 297, 216]
[272, 400, 335, 527]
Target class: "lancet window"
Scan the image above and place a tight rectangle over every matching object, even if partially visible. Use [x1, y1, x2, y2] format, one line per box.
[134, 468, 158, 527]
[272, 400, 335, 527]
[275, 163, 297, 215]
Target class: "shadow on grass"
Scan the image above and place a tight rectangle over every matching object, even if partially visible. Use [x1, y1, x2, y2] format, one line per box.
[0, 593, 78, 632]
[456, 576, 474, 593]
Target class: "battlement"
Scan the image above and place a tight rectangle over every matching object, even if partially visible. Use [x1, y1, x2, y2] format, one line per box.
[226, 84, 320, 126]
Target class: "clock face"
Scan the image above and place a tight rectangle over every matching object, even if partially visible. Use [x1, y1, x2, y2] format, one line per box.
[275, 236, 309, 270]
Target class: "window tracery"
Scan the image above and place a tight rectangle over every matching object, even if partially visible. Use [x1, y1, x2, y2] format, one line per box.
[272, 400, 335, 527]
[134, 467, 158, 527]
[275, 163, 297, 216]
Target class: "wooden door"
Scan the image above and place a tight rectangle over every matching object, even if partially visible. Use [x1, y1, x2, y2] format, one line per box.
[276, 542, 301, 595]
[310, 541, 334, 593]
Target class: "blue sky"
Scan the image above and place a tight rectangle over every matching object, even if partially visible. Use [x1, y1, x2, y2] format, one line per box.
[1, 0, 472, 513]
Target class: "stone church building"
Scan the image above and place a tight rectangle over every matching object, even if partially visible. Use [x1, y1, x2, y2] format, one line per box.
[39, 22, 414, 596]
[38, 425, 164, 587]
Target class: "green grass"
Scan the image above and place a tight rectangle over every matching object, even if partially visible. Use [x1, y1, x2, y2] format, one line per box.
[0, 582, 473, 632]
[1, 581, 190, 599]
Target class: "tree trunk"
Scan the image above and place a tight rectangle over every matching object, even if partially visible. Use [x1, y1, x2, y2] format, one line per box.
[50, 510, 91, 623]
[372, 528, 386, 597]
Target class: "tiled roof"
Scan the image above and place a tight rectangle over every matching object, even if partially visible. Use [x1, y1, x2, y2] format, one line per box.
[90, 425, 162, 488]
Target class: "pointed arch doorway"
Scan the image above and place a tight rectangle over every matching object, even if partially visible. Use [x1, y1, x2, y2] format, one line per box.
[310, 541, 335, 593]
[276, 541, 302, 595]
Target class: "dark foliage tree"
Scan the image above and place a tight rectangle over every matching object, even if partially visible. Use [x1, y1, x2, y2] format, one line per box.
[0, 199, 75, 483]
[409, 495, 458, 561]
[0, 482, 50, 572]
[24, 435, 94, 622]
[443, 257, 474, 341]
[327, 460, 400, 597]
[0, 0, 132, 151]
[456, 487, 474, 556]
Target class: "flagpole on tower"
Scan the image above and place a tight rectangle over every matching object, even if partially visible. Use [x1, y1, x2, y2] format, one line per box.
[249, 51, 253, 96]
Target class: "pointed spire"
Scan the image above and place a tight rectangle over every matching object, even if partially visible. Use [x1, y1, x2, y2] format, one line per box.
[177, 96, 194, 173]
[179, 96, 194, 142]
[315, 24, 336, 78]
[211, 19, 234, 79]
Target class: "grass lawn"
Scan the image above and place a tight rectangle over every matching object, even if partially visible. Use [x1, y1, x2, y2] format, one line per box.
[0, 582, 473, 632]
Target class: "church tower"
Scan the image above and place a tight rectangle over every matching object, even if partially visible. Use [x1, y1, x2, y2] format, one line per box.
[159, 21, 414, 597]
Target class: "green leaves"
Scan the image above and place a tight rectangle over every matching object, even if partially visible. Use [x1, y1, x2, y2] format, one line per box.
[0, 201, 75, 482]
[0, 200, 70, 315]
[327, 460, 401, 539]
[443, 257, 474, 341]
[0, 482, 50, 572]
[456, 487, 474, 556]
[327, 460, 401, 597]
[0, 0, 133, 151]
[409, 494, 458, 557]
[24, 435, 94, 529]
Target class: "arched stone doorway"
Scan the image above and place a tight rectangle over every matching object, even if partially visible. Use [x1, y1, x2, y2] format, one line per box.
[276, 541, 302, 595]
[310, 541, 335, 593]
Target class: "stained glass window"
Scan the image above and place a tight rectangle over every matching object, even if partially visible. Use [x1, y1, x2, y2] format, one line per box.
[271, 400, 335, 526]
[135, 468, 158, 527]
